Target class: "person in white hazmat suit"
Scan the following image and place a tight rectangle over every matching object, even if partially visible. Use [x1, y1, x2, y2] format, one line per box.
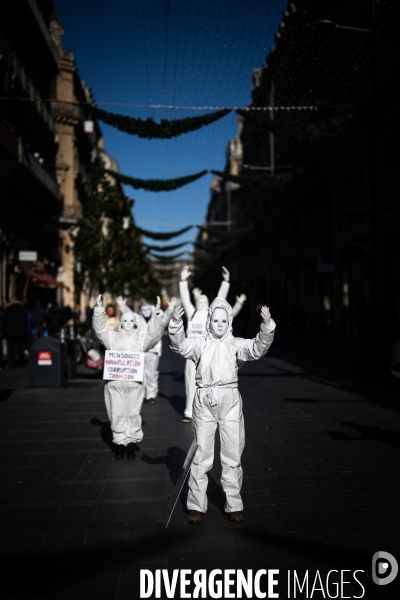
[92, 294, 164, 459]
[117, 298, 174, 405]
[168, 297, 275, 523]
[179, 265, 246, 423]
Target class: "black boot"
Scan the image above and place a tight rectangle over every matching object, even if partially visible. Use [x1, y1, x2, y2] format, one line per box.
[115, 445, 125, 459]
[126, 443, 136, 459]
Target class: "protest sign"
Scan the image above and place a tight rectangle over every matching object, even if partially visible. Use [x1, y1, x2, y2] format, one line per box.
[103, 350, 144, 382]
[187, 322, 207, 338]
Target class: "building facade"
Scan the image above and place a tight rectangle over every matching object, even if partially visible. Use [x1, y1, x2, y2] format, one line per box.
[198, 0, 400, 363]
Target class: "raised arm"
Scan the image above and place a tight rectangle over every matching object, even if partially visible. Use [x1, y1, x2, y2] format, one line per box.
[92, 294, 112, 349]
[179, 266, 196, 319]
[141, 297, 164, 352]
[161, 297, 176, 328]
[232, 293, 246, 319]
[236, 306, 276, 363]
[116, 295, 130, 315]
[168, 305, 197, 361]
[216, 266, 230, 300]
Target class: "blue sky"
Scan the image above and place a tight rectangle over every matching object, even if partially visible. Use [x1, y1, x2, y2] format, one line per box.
[53, 0, 287, 256]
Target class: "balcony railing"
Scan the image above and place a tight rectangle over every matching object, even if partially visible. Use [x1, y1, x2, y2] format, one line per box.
[0, 121, 19, 160]
[19, 142, 61, 201]
[27, 0, 59, 68]
[8, 52, 55, 134]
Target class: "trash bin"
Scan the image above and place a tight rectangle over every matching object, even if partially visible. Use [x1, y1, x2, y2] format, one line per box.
[29, 337, 65, 387]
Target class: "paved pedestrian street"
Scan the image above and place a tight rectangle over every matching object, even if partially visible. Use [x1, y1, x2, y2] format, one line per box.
[0, 344, 399, 600]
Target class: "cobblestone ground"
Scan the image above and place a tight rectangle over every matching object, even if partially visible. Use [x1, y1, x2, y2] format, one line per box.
[0, 341, 399, 599]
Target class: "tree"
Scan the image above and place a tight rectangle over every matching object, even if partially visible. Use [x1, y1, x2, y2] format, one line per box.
[71, 173, 159, 299]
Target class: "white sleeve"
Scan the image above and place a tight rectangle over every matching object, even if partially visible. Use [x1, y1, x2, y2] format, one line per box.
[232, 301, 242, 319]
[140, 312, 164, 352]
[235, 321, 276, 363]
[168, 319, 197, 361]
[92, 307, 112, 349]
[217, 280, 230, 300]
[179, 280, 196, 320]
[162, 305, 173, 329]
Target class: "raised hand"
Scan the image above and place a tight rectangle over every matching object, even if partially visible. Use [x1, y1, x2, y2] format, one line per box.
[192, 287, 202, 299]
[261, 306, 271, 325]
[172, 305, 185, 323]
[222, 266, 230, 282]
[155, 296, 161, 312]
[116, 295, 126, 309]
[96, 294, 102, 308]
[236, 293, 247, 305]
[181, 265, 191, 281]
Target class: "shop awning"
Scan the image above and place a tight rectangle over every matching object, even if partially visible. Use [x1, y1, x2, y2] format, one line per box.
[21, 268, 69, 290]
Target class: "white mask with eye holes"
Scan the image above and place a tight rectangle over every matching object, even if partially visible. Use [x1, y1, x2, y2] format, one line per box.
[210, 307, 229, 339]
[121, 311, 137, 332]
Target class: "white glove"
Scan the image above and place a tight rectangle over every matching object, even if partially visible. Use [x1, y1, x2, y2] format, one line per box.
[116, 295, 126, 309]
[172, 305, 185, 324]
[169, 296, 178, 307]
[155, 296, 161, 313]
[181, 265, 191, 281]
[222, 266, 230, 282]
[261, 306, 272, 326]
[96, 294, 102, 308]
[236, 293, 247, 305]
[192, 287, 202, 300]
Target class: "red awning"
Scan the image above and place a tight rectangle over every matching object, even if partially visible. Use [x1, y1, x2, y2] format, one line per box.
[21, 268, 69, 290]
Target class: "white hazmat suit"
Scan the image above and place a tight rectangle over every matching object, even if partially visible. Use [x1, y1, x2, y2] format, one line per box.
[93, 296, 164, 450]
[138, 302, 173, 402]
[169, 297, 275, 517]
[179, 266, 246, 420]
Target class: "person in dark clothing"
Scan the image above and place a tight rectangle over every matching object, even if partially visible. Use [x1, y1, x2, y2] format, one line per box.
[3, 300, 28, 368]
[45, 302, 65, 337]
[31, 302, 45, 338]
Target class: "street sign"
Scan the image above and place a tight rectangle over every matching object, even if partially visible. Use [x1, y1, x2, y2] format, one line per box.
[19, 251, 37, 262]
[165, 440, 198, 528]
[38, 351, 52, 366]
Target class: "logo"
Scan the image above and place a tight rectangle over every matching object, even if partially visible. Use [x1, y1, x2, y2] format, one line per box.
[372, 551, 398, 586]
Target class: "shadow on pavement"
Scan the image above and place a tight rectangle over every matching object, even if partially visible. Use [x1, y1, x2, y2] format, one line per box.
[90, 417, 113, 450]
[328, 421, 400, 450]
[0, 389, 14, 403]
[158, 392, 185, 418]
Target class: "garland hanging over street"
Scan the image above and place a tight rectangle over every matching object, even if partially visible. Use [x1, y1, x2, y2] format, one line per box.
[211, 170, 294, 190]
[88, 106, 231, 139]
[137, 225, 193, 240]
[149, 252, 186, 262]
[236, 110, 355, 141]
[144, 241, 190, 252]
[105, 169, 207, 192]
[197, 225, 254, 239]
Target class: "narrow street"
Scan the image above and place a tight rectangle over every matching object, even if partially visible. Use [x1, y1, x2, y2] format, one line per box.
[0, 341, 399, 599]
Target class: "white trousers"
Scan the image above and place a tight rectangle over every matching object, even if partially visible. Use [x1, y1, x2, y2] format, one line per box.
[184, 359, 196, 418]
[144, 352, 160, 400]
[187, 387, 245, 514]
[104, 380, 145, 445]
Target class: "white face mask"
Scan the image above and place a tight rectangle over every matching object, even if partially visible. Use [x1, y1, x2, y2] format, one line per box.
[210, 307, 229, 339]
[196, 295, 209, 311]
[121, 311, 137, 331]
[141, 305, 152, 318]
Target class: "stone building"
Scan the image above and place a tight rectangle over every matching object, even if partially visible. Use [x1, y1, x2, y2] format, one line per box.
[0, 0, 63, 304]
[198, 0, 400, 363]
